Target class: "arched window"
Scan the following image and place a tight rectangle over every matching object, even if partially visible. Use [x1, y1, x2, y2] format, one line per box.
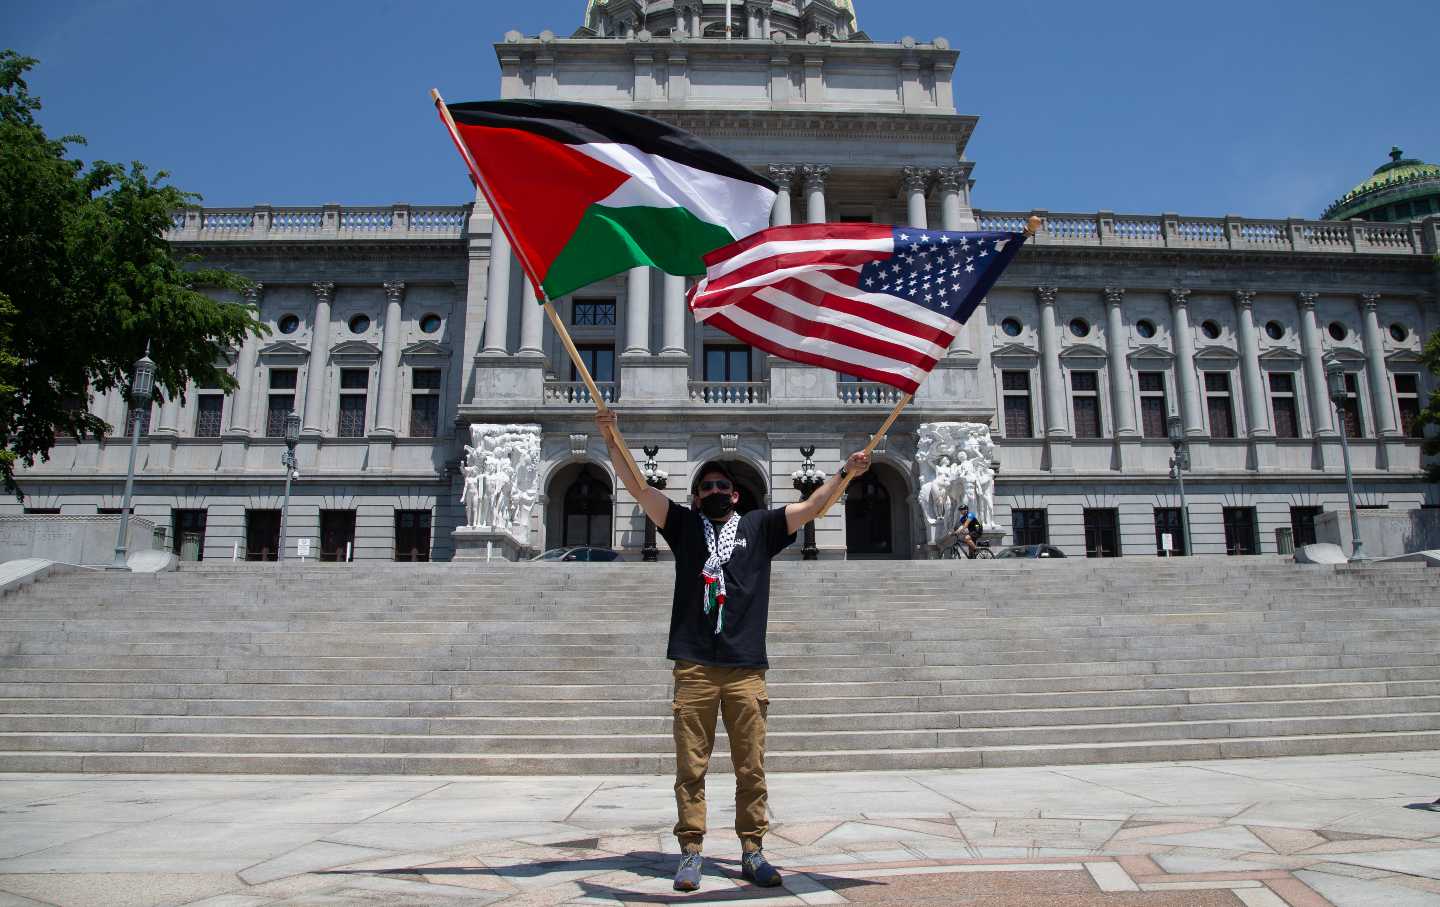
[562, 466, 612, 547]
[845, 471, 892, 555]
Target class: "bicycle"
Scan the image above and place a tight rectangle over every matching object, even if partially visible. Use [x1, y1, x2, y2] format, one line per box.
[938, 530, 994, 560]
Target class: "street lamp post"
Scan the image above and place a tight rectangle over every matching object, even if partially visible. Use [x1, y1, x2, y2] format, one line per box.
[109, 349, 157, 571]
[640, 445, 668, 562]
[791, 446, 826, 561]
[277, 411, 302, 563]
[1326, 362, 1369, 561]
[1166, 415, 1193, 556]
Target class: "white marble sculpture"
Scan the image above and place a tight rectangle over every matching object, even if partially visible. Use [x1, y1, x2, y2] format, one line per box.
[916, 422, 996, 545]
[459, 423, 542, 536]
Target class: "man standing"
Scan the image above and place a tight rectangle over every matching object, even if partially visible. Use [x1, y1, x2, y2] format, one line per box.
[596, 410, 870, 892]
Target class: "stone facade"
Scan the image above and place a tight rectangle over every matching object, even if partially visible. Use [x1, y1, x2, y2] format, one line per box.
[9, 0, 1439, 561]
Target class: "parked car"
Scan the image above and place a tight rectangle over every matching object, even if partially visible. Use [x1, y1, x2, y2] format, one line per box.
[994, 544, 1067, 559]
[530, 547, 623, 562]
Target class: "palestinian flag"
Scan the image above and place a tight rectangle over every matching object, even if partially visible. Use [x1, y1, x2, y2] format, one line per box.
[439, 99, 778, 300]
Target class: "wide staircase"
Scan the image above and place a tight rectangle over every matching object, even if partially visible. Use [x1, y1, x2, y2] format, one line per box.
[1, 559, 1439, 774]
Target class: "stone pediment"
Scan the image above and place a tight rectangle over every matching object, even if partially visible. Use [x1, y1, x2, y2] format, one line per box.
[1324, 348, 1366, 365]
[257, 340, 310, 360]
[991, 342, 1039, 361]
[1128, 344, 1175, 363]
[401, 340, 452, 359]
[1194, 344, 1240, 363]
[1059, 342, 1108, 361]
[329, 340, 381, 361]
[1386, 349, 1424, 365]
[1258, 347, 1304, 364]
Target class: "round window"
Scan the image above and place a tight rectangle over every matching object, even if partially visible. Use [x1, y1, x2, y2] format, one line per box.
[419, 313, 442, 334]
[1135, 319, 1156, 339]
[1001, 317, 1023, 337]
[1200, 320, 1222, 340]
[1264, 321, 1285, 341]
[1389, 323, 1409, 343]
[1068, 318, 1090, 338]
[277, 314, 300, 335]
[1328, 322, 1347, 341]
[348, 314, 371, 334]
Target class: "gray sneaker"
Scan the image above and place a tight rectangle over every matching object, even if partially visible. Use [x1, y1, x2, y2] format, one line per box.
[741, 848, 782, 887]
[674, 851, 703, 891]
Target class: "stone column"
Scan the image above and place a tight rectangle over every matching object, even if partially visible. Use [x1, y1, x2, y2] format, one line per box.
[226, 283, 263, 435]
[769, 165, 795, 227]
[1103, 288, 1137, 437]
[517, 280, 544, 356]
[155, 391, 181, 436]
[901, 167, 931, 229]
[1360, 293, 1399, 437]
[936, 167, 968, 231]
[661, 274, 687, 356]
[1169, 288, 1204, 436]
[1233, 290, 1271, 437]
[481, 230, 512, 355]
[1297, 292, 1334, 435]
[623, 267, 651, 356]
[802, 164, 830, 224]
[1036, 287, 1068, 437]
[373, 281, 405, 434]
[301, 282, 333, 436]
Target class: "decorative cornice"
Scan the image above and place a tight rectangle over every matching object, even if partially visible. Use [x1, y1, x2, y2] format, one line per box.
[1233, 289, 1255, 308]
[1193, 344, 1241, 362]
[1103, 287, 1125, 306]
[1059, 342, 1108, 360]
[329, 339, 381, 359]
[1035, 286, 1058, 305]
[312, 281, 335, 303]
[1168, 288, 1190, 308]
[1297, 291, 1318, 310]
[257, 340, 310, 359]
[635, 109, 977, 146]
[1128, 343, 1176, 362]
[1257, 347, 1304, 363]
[400, 340, 452, 359]
[383, 281, 406, 302]
[900, 166, 932, 195]
[768, 164, 797, 191]
[991, 341, 1040, 360]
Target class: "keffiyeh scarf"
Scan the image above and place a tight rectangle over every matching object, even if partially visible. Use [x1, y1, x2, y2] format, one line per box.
[701, 512, 741, 633]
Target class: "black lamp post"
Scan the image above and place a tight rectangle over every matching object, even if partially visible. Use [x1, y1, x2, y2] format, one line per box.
[792, 446, 825, 561]
[109, 348, 156, 571]
[277, 411, 302, 562]
[1326, 362, 1368, 561]
[641, 445, 667, 562]
[1166, 414, 1193, 556]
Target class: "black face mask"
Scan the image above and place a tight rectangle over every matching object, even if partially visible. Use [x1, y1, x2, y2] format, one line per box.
[700, 493, 734, 520]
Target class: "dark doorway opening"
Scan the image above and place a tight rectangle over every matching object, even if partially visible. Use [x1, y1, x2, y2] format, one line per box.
[245, 510, 280, 562]
[321, 510, 357, 562]
[172, 509, 207, 561]
[395, 510, 432, 562]
[1083, 508, 1121, 558]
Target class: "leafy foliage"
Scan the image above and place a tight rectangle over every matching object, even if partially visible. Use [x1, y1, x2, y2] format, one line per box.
[1417, 326, 1440, 481]
[0, 50, 263, 497]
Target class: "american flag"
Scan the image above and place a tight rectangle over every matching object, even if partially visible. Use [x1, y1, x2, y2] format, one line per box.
[688, 223, 1028, 393]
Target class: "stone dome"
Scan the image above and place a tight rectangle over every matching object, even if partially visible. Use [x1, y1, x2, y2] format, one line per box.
[1322, 146, 1440, 222]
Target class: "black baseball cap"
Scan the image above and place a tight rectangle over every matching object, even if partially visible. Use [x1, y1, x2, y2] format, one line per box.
[692, 460, 737, 495]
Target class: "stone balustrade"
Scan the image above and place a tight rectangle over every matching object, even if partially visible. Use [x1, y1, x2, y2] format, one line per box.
[838, 381, 904, 405]
[543, 381, 618, 405]
[976, 210, 1438, 255]
[689, 381, 768, 404]
[167, 204, 471, 241]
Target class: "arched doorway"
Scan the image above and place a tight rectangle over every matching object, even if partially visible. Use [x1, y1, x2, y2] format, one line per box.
[692, 459, 766, 515]
[546, 463, 613, 549]
[845, 463, 913, 559]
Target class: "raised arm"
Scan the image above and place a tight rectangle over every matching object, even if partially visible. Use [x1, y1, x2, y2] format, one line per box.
[596, 410, 671, 530]
[785, 451, 871, 535]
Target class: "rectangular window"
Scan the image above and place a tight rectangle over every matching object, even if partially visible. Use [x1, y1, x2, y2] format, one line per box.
[1011, 508, 1048, 546]
[1269, 372, 1300, 439]
[704, 345, 751, 382]
[1154, 507, 1186, 556]
[395, 509, 432, 562]
[1083, 508, 1121, 558]
[266, 368, 298, 438]
[171, 509, 207, 561]
[1290, 505, 1323, 548]
[194, 394, 224, 437]
[573, 345, 615, 382]
[1205, 371, 1235, 438]
[320, 510, 357, 562]
[1071, 371, 1102, 438]
[1001, 370, 1033, 438]
[245, 509, 281, 562]
[1223, 506, 1259, 555]
[1338, 373, 1364, 438]
[1395, 374, 1422, 438]
[409, 368, 442, 438]
[337, 368, 368, 437]
[124, 404, 152, 437]
[23, 507, 60, 514]
[1138, 371, 1168, 438]
[571, 300, 617, 326]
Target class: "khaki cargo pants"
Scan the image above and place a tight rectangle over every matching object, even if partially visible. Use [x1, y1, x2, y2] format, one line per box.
[671, 660, 769, 852]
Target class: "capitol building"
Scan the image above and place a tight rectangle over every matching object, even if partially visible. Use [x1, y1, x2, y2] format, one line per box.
[11, 0, 1438, 562]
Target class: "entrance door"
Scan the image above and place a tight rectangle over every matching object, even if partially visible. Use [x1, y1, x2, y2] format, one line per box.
[394, 510, 432, 562]
[320, 510, 357, 562]
[172, 509, 207, 561]
[1083, 508, 1121, 558]
[844, 471, 892, 556]
[1153, 507, 1186, 556]
[245, 510, 281, 562]
[1223, 507, 1259, 555]
[562, 466, 613, 547]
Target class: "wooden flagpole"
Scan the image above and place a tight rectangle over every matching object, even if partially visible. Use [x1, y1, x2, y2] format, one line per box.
[432, 88, 645, 487]
[812, 215, 1044, 520]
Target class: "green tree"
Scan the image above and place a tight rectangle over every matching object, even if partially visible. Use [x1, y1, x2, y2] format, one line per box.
[1417, 326, 1440, 481]
[0, 50, 263, 497]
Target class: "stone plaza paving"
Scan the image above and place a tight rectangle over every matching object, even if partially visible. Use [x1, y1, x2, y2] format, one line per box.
[5, 753, 1440, 906]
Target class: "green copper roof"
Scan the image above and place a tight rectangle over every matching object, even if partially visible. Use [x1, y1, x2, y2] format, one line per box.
[1323, 147, 1440, 220]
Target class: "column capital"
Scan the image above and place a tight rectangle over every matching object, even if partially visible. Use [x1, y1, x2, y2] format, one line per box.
[1035, 286, 1058, 306]
[1233, 289, 1255, 308]
[383, 281, 406, 302]
[1168, 288, 1191, 308]
[900, 166, 932, 195]
[312, 281, 335, 303]
[1360, 292, 1380, 310]
[1296, 291, 1318, 310]
[768, 164, 797, 191]
[934, 167, 967, 191]
[1103, 287, 1125, 306]
[240, 283, 265, 305]
[801, 164, 830, 192]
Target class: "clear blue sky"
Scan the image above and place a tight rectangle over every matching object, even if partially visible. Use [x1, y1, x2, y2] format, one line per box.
[7, 0, 1437, 218]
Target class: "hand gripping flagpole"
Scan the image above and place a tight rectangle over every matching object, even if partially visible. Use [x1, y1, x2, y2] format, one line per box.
[812, 215, 1044, 521]
[431, 89, 646, 487]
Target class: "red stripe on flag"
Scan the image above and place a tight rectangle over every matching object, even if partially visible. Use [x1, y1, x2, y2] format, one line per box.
[701, 222, 893, 265]
[705, 313, 923, 394]
[702, 248, 886, 294]
[765, 277, 958, 347]
[731, 295, 941, 370]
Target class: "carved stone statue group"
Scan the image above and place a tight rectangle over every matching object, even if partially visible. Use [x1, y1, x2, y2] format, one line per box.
[916, 422, 996, 547]
[460, 424, 542, 534]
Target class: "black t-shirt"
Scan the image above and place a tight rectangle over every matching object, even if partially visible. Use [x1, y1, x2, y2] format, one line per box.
[658, 500, 796, 668]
